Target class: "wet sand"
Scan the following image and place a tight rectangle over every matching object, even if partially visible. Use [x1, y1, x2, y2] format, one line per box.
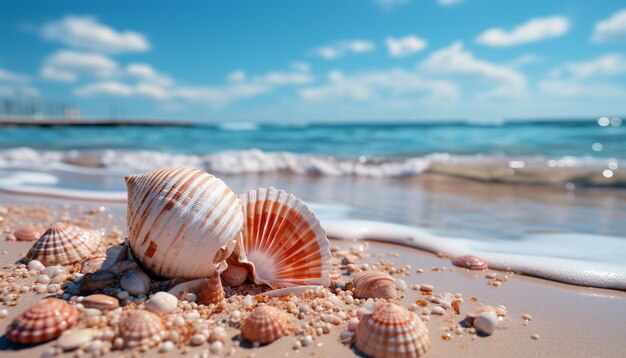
[0, 192, 625, 357]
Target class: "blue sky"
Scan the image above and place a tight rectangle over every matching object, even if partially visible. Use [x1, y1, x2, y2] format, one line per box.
[1, 0, 626, 122]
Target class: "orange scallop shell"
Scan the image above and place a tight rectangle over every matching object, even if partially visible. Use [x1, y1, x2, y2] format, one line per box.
[355, 303, 430, 358]
[118, 310, 165, 349]
[451, 255, 488, 270]
[240, 305, 291, 344]
[353, 271, 397, 299]
[25, 223, 101, 266]
[234, 187, 331, 289]
[6, 298, 79, 345]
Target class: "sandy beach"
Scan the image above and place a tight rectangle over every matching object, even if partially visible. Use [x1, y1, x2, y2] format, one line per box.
[1, 186, 625, 357]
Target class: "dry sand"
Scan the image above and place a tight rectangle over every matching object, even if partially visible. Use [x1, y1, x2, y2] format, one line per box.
[0, 193, 625, 357]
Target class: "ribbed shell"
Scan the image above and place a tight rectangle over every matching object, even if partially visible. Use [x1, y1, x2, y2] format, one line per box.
[240, 305, 290, 344]
[125, 167, 244, 278]
[222, 263, 248, 287]
[451, 255, 488, 270]
[235, 188, 331, 289]
[355, 304, 430, 358]
[6, 298, 79, 345]
[118, 310, 165, 349]
[197, 272, 225, 305]
[353, 271, 397, 299]
[25, 223, 101, 266]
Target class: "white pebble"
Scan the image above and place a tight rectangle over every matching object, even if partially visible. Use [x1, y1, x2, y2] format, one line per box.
[431, 306, 446, 315]
[27, 260, 45, 272]
[230, 310, 241, 320]
[395, 278, 407, 290]
[186, 293, 197, 302]
[347, 317, 359, 331]
[301, 335, 313, 347]
[146, 292, 178, 314]
[242, 295, 254, 307]
[209, 341, 223, 354]
[47, 284, 60, 293]
[36, 274, 51, 284]
[190, 334, 206, 346]
[42, 265, 65, 278]
[173, 315, 185, 327]
[160, 341, 175, 352]
[474, 311, 498, 336]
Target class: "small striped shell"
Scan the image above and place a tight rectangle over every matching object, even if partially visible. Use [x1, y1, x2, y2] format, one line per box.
[355, 304, 430, 358]
[222, 263, 248, 287]
[25, 223, 101, 266]
[125, 167, 244, 279]
[118, 310, 165, 349]
[6, 298, 79, 345]
[353, 271, 397, 299]
[235, 188, 331, 289]
[451, 255, 488, 270]
[240, 305, 291, 344]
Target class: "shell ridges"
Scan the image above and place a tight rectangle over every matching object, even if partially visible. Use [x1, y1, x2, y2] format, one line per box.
[6, 298, 79, 345]
[118, 310, 165, 348]
[25, 223, 101, 266]
[240, 305, 290, 344]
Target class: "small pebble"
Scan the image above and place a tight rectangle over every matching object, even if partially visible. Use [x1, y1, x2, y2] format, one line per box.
[522, 313, 533, 321]
[473, 311, 498, 336]
[531, 334, 540, 340]
[36, 274, 51, 284]
[420, 284, 434, 292]
[160, 341, 175, 353]
[47, 284, 60, 293]
[146, 292, 178, 314]
[301, 335, 313, 347]
[186, 293, 197, 302]
[395, 278, 407, 290]
[230, 310, 241, 320]
[242, 295, 254, 307]
[190, 334, 206, 346]
[209, 341, 223, 354]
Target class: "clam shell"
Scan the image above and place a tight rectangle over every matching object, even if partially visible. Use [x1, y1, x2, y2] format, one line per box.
[6, 298, 79, 345]
[126, 167, 244, 279]
[197, 272, 225, 305]
[222, 263, 248, 287]
[25, 223, 101, 266]
[235, 188, 331, 288]
[240, 305, 291, 344]
[451, 255, 488, 270]
[353, 271, 397, 299]
[118, 310, 165, 349]
[355, 303, 430, 358]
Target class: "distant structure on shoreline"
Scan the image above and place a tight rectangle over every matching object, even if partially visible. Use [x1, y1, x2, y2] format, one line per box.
[1, 93, 79, 120]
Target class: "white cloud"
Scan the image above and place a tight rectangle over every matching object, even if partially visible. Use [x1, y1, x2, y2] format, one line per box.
[227, 70, 246, 82]
[419, 41, 527, 98]
[437, 0, 464, 6]
[41, 15, 150, 53]
[385, 35, 427, 57]
[476, 16, 570, 47]
[592, 9, 626, 43]
[291, 61, 311, 72]
[538, 79, 626, 98]
[0, 68, 30, 83]
[373, 0, 410, 10]
[506, 54, 542, 68]
[315, 40, 375, 60]
[563, 54, 626, 79]
[41, 50, 119, 82]
[126, 63, 173, 86]
[300, 69, 458, 102]
[74, 81, 134, 97]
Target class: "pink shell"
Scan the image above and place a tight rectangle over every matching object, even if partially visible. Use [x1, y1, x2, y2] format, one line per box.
[353, 271, 397, 299]
[222, 263, 248, 287]
[355, 303, 430, 358]
[451, 255, 488, 270]
[25, 223, 101, 266]
[118, 310, 165, 349]
[6, 298, 79, 345]
[240, 305, 290, 344]
[235, 188, 331, 289]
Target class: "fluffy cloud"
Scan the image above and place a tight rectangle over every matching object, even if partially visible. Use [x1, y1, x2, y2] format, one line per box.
[74, 81, 134, 97]
[41, 15, 150, 53]
[41, 50, 119, 82]
[385, 35, 427, 57]
[419, 42, 527, 98]
[0, 68, 30, 83]
[538, 80, 626, 98]
[476, 16, 569, 47]
[126, 63, 173, 86]
[227, 70, 246, 82]
[315, 40, 375, 60]
[592, 9, 626, 43]
[300, 69, 458, 102]
[437, 0, 464, 6]
[563, 54, 626, 79]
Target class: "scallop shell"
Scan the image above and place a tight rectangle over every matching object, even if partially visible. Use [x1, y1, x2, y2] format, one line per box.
[234, 188, 331, 288]
[353, 271, 397, 299]
[355, 303, 430, 358]
[197, 272, 225, 305]
[222, 263, 248, 287]
[125, 167, 244, 279]
[25, 223, 101, 266]
[6, 298, 79, 345]
[240, 305, 291, 344]
[451, 255, 488, 270]
[118, 310, 165, 349]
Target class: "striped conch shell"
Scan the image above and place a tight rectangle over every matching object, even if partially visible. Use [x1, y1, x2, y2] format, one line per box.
[355, 303, 430, 358]
[352, 271, 397, 299]
[240, 305, 291, 344]
[118, 310, 165, 349]
[233, 188, 331, 289]
[125, 167, 244, 279]
[6, 298, 79, 345]
[451, 255, 488, 270]
[25, 223, 101, 266]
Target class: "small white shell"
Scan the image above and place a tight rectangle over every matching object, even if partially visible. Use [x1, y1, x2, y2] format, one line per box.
[145, 292, 178, 314]
[126, 167, 244, 279]
[118, 310, 165, 349]
[235, 188, 331, 288]
[25, 223, 101, 266]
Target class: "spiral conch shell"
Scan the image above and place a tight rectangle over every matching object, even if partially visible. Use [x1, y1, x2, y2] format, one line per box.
[234, 187, 331, 289]
[355, 303, 430, 358]
[6, 298, 79, 345]
[353, 271, 397, 299]
[25, 223, 101, 266]
[240, 305, 291, 344]
[125, 167, 244, 279]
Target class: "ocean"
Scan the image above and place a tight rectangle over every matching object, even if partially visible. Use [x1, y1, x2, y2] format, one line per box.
[0, 119, 625, 289]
